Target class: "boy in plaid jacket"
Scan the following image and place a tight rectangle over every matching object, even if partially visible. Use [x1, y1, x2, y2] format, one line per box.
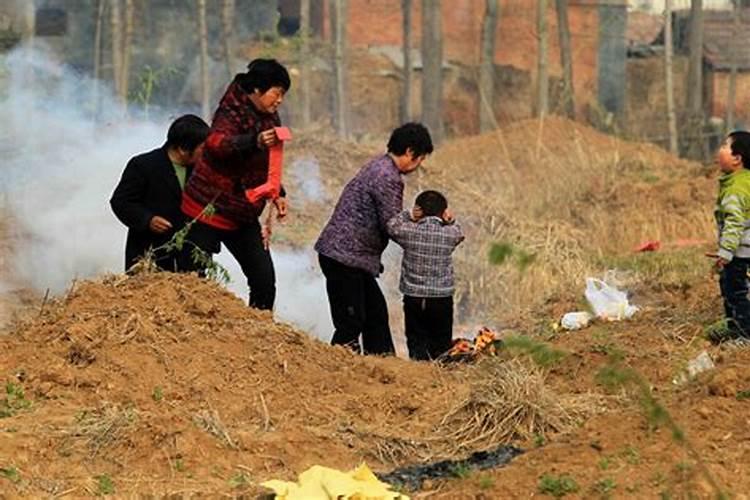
[387, 190, 464, 360]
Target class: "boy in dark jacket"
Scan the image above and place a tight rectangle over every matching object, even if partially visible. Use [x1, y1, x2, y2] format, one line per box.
[110, 114, 209, 271]
[387, 190, 464, 360]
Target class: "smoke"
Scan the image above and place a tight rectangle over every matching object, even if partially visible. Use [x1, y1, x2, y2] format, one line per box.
[0, 44, 333, 339]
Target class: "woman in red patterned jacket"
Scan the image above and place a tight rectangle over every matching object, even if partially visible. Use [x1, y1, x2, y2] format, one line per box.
[182, 59, 290, 310]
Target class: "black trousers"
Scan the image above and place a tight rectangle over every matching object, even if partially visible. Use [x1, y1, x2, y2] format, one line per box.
[403, 295, 453, 361]
[185, 220, 276, 310]
[720, 257, 750, 337]
[318, 254, 395, 355]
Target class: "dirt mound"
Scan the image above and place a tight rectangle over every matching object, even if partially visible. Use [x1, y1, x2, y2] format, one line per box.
[0, 271, 594, 496]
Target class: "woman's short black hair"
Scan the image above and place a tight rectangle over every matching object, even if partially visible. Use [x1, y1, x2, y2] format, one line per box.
[237, 58, 291, 94]
[166, 114, 209, 151]
[729, 131, 750, 169]
[387, 122, 434, 158]
[415, 190, 447, 217]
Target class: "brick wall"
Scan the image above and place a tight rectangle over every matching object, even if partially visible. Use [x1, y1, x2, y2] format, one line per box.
[334, 0, 604, 110]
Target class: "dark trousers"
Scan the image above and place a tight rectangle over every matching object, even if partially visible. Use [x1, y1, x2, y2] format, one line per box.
[403, 295, 453, 360]
[720, 257, 750, 337]
[186, 220, 276, 310]
[318, 254, 395, 355]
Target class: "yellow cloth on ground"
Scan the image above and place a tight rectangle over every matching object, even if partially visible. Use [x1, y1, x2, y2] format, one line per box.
[261, 463, 408, 500]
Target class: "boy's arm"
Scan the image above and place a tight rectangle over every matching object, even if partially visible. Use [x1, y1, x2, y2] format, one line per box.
[718, 192, 747, 261]
[444, 220, 466, 247]
[386, 210, 414, 243]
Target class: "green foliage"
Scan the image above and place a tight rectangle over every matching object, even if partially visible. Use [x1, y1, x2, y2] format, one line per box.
[533, 433, 546, 447]
[95, 474, 115, 496]
[595, 353, 728, 498]
[598, 457, 611, 471]
[503, 335, 567, 367]
[130, 65, 179, 119]
[0, 382, 31, 418]
[0, 466, 20, 484]
[621, 446, 641, 465]
[228, 472, 250, 489]
[174, 458, 185, 472]
[488, 241, 536, 272]
[152, 386, 163, 402]
[478, 474, 495, 490]
[736, 389, 750, 401]
[593, 477, 616, 494]
[538, 474, 579, 497]
[145, 203, 230, 285]
[449, 463, 472, 479]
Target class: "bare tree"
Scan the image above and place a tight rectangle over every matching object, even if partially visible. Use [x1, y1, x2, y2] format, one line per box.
[555, 0, 574, 118]
[400, 0, 413, 124]
[198, 0, 210, 120]
[479, 0, 498, 132]
[221, 0, 236, 80]
[725, 0, 740, 134]
[121, 0, 134, 104]
[110, 0, 123, 100]
[93, 0, 106, 112]
[421, 0, 444, 143]
[330, 0, 350, 138]
[535, 0, 549, 117]
[685, 0, 704, 159]
[664, 0, 678, 154]
[299, 0, 312, 127]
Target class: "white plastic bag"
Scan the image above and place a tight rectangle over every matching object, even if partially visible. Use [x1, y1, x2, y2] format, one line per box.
[585, 278, 638, 321]
[561, 311, 593, 330]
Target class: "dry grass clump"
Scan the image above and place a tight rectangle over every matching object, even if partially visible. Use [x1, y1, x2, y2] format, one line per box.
[63, 403, 137, 459]
[436, 358, 596, 452]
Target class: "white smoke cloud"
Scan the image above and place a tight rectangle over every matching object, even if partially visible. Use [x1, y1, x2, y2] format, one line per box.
[0, 43, 333, 339]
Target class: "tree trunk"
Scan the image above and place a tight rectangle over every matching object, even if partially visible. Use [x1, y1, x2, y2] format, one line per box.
[555, 0, 574, 118]
[400, 0, 413, 124]
[663, 0, 678, 154]
[299, 0, 312, 127]
[421, 0, 444, 143]
[535, 0, 549, 117]
[725, 0, 739, 134]
[93, 0, 105, 114]
[121, 0, 134, 104]
[110, 0, 123, 100]
[198, 0, 211, 121]
[221, 0, 236, 80]
[684, 0, 704, 159]
[331, 0, 350, 138]
[479, 0, 498, 132]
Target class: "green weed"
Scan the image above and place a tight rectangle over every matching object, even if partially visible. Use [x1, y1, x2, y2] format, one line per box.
[152, 386, 163, 402]
[478, 474, 494, 490]
[538, 474, 579, 497]
[503, 335, 567, 367]
[228, 471, 250, 489]
[449, 463, 472, 479]
[0, 466, 20, 484]
[95, 474, 115, 495]
[594, 477, 616, 494]
[0, 382, 31, 418]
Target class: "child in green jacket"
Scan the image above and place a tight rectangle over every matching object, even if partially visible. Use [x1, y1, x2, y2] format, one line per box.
[711, 131, 750, 342]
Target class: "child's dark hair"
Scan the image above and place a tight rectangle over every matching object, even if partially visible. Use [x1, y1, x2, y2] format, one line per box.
[415, 190, 447, 217]
[238, 58, 291, 94]
[729, 131, 750, 169]
[387, 122, 434, 158]
[166, 114, 209, 151]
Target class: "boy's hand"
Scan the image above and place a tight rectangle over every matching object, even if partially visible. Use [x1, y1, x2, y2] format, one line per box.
[714, 257, 729, 273]
[442, 208, 455, 224]
[410, 206, 423, 221]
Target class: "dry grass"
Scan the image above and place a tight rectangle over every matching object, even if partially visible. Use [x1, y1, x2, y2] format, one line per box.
[436, 358, 599, 452]
[63, 403, 137, 459]
[193, 408, 238, 450]
[408, 116, 715, 324]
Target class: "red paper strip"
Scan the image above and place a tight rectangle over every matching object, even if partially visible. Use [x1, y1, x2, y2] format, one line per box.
[245, 126, 292, 205]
